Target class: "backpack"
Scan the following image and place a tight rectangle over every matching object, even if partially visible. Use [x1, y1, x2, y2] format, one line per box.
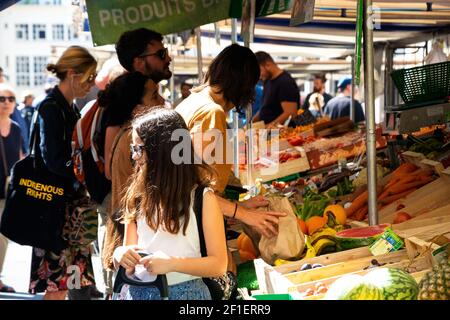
[72, 100, 111, 204]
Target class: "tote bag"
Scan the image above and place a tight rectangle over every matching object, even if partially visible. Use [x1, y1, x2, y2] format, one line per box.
[0, 111, 69, 252]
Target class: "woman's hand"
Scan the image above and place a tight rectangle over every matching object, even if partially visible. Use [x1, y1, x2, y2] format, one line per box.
[113, 245, 143, 275]
[140, 251, 174, 275]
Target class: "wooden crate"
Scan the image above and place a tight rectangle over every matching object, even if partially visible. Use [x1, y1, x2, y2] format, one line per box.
[256, 246, 433, 294]
[298, 268, 431, 300]
[402, 151, 445, 175]
[378, 176, 450, 224]
[240, 147, 310, 184]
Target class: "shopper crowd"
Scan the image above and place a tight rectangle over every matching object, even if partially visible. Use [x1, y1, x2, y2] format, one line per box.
[0, 27, 365, 300]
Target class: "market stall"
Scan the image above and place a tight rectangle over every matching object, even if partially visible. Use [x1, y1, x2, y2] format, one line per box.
[228, 1, 450, 301]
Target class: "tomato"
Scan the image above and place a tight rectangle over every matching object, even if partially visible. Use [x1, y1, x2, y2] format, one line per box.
[317, 286, 328, 294]
[393, 211, 412, 224]
[304, 288, 315, 296]
[396, 204, 406, 211]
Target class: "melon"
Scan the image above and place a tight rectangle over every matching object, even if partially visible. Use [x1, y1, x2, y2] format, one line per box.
[324, 274, 383, 300]
[335, 223, 390, 250]
[364, 268, 419, 300]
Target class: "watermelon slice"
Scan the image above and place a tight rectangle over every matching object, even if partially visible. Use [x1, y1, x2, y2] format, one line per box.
[335, 224, 390, 251]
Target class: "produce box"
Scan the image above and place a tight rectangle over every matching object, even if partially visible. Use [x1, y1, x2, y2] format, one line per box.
[292, 268, 431, 300]
[306, 129, 387, 170]
[378, 176, 450, 224]
[257, 247, 432, 295]
[239, 147, 310, 185]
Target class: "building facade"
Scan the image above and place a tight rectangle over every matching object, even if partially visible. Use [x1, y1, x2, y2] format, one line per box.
[0, 0, 92, 99]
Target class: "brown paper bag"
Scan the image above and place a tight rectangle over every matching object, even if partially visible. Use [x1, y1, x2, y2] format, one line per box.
[258, 196, 305, 265]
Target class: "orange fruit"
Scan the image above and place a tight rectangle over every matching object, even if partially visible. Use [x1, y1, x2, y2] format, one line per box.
[305, 216, 328, 235]
[239, 250, 256, 262]
[297, 218, 308, 235]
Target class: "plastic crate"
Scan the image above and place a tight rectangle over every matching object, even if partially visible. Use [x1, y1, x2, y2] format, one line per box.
[390, 61, 450, 106]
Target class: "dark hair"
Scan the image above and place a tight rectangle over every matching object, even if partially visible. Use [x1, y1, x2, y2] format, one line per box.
[181, 82, 193, 89]
[314, 74, 326, 83]
[115, 28, 163, 72]
[255, 51, 274, 65]
[124, 107, 212, 235]
[204, 44, 260, 111]
[98, 72, 150, 126]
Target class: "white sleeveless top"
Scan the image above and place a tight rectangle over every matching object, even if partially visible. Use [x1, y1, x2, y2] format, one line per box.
[134, 186, 212, 285]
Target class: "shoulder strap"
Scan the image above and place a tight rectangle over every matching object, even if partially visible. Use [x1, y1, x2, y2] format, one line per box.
[0, 135, 9, 177]
[109, 127, 130, 175]
[29, 107, 41, 157]
[193, 185, 207, 257]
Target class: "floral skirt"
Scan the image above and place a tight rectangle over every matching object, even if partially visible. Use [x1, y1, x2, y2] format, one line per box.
[123, 278, 211, 300]
[29, 245, 95, 294]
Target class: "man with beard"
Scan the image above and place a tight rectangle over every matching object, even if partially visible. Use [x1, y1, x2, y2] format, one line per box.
[252, 51, 299, 127]
[302, 74, 333, 118]
[98, 28, 171, 299]
[115, 28, 172, 82]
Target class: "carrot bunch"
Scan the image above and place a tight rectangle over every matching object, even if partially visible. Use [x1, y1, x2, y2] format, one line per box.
[345, 163, 435, 221]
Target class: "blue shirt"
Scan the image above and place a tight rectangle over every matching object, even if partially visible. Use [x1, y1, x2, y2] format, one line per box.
[323, 96, 365, 123]
[10, 107, 29, 154]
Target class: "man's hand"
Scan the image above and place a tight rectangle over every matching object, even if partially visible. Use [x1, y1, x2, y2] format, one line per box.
[240, 195, 269, 209]
[239, 207, 286, 238]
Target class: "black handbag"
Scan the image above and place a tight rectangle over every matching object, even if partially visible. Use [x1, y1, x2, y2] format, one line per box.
[193, 186, 237, 300]
[0, 111, 69, 252]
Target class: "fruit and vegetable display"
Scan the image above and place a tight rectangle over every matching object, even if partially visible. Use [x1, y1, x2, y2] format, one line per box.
[278, 149, 302, 163]
[324, 268, 419, 300]
[345, 163, 436, 221]
[408, 137, 444, 160]
[334, 224, 390, 251]
[418, 260, 450, 300]
[233, 118, 449, 301]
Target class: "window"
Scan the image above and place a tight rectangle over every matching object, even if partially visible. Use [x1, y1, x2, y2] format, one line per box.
[53, 0, 62, 4]
[33, 24, 46, 40]
[16, 24, 29, 40]
[52, 24, 64, 41]
[67, 25, 78, 40]
[16, 56, 30, 87]
[34, 56, 47, 86]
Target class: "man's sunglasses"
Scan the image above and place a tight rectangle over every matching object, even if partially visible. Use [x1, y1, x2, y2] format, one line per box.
[139, 47, 169, 60]
[0, 96, 15, 103]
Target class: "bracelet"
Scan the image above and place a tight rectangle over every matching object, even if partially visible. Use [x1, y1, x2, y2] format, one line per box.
[232, 202, 238, 219]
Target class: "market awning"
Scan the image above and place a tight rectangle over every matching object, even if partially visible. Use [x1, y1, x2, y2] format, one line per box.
[0, 0, 21, 12]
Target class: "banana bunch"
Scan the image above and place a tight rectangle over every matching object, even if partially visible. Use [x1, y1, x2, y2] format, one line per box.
[309, 227, 338, 256]
[272, 228, 340, 266]
[273, 235, 316, 266]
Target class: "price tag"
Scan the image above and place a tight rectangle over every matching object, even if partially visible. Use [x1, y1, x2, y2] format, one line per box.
[369, 227, 404, 256]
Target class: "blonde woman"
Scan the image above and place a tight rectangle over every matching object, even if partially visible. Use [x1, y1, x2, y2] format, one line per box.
[28, 46, 97, 300]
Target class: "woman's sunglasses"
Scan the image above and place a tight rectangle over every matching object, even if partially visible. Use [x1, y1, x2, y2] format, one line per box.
[0, 96, 16, 103]
[74, 72, 97, 84]
[138, 47, 169, 61]
[130, 144, 145, 158]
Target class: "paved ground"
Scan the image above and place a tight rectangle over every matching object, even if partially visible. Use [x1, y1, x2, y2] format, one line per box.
[1, 241, 106, 299]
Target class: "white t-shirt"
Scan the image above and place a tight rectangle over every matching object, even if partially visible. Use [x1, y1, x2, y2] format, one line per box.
[134, 186, 212, 285]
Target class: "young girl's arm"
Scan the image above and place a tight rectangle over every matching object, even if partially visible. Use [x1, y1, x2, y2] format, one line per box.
[141, 190, 227, 277]
[113, 221, 141, 274]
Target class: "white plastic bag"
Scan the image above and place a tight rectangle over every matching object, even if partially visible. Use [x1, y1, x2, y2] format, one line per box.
[425, 41, 448, 65]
